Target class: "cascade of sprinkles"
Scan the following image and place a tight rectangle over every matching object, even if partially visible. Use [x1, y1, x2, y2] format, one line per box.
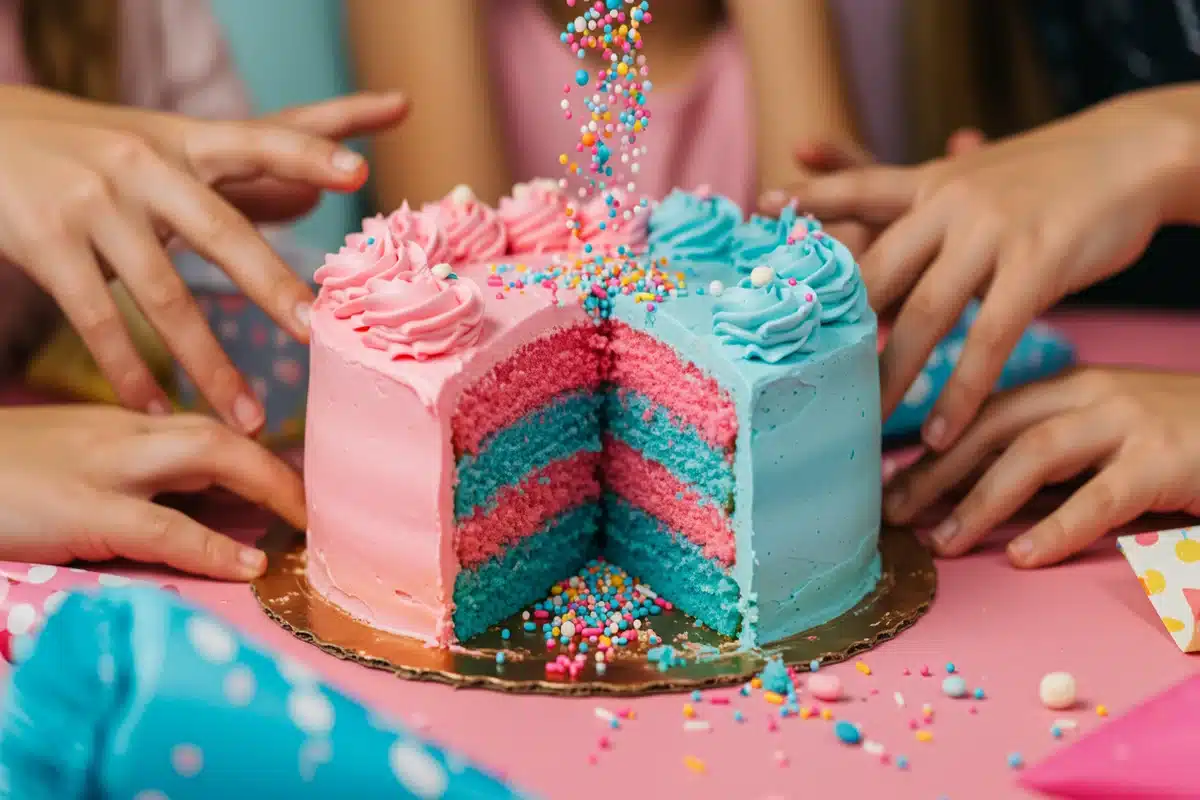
[507, 559, 670, 679]
[558, 0, 652, 241]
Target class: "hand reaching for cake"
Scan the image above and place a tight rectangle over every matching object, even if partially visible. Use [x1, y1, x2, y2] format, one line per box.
[0, 89, 406, 432]
[0, 406, 304, 580]
[778, 87, 1200, 451]
[883, 368, 1200, 568]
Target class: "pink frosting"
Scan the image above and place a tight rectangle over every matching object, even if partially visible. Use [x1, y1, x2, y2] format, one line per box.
[577, 191, 649, 253]
[423, 186, 508, 263]
[349, 202, 452, 265]
[314, 235, 426, 310]
[498, 179, 572, 254]
[335, 269, 485, 361]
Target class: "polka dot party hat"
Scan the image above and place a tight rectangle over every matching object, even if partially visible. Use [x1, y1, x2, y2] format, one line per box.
[0, 587, 526, 799]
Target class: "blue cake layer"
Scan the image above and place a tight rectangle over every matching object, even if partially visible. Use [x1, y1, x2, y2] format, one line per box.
[604, 494, 741, 636]
[455, 391, 602, 518]
[452, 503, 600, 641]
[603, 389, 733, 506]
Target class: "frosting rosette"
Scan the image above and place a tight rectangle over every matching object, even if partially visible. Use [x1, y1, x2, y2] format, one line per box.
[498, 179, 572, 254]
[348, 202, 451, 265]
[712, 277, 822, 363]
[314, 235, 426, 310]
[647, 187, 742, 262]
[423, 184, 508, 263]
[336, 267, 485, 360]
[731, 205, 801, 272]
[762, 233, 868, 324]
[576, 190, 648, 253]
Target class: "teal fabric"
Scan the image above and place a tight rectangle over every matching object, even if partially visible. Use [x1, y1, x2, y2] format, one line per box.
[209, 0, 365, 252]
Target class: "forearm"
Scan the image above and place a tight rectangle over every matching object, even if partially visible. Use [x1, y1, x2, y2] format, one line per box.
[345, 0, 511, 209]
[727, 0, 860, 193]
[1123, 84, 1200, 228]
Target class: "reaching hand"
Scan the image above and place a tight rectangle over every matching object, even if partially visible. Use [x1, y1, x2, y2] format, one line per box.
[779, 91, 1194, 450]
[884, 368, 1200, 568]
[0, 406, 305, 580]
[0, 93, 406, 432]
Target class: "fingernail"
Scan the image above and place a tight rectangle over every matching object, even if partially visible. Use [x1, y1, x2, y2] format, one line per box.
[239, 547, 267, 574]
[232, 394, 264, 434]
[882, 458, 899, 485]
[332, 149, 364, 173]
[1009, 537, 1034, 561]
[930, 518, 959, 547]
[294, 301, 312, 329]
[884, 488, 907, 519]
[923, 416, 947, 449]
[760, 190, 785, 208]
[147, 398, 171, 416]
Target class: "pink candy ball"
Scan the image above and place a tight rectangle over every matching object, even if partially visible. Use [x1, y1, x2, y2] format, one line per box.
[808, 674, 843, 702]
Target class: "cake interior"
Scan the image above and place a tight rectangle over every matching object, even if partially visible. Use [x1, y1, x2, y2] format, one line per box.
[449, 320, 742, 641]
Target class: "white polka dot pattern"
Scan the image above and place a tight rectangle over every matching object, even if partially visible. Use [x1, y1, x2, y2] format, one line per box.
[390, 741, 449, 799]
[223, 666, 256, 707]
[171, 744, 203, 778]
[24, 565, 57, 585]
[6, 604, 36, 637]
[288, 688, 334, 736]
[185, 616, 236, 665]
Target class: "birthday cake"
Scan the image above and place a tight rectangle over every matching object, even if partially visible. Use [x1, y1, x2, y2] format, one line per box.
[303, 184, 882, 649]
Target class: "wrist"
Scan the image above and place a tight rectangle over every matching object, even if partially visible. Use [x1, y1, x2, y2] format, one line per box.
[1127, 91, 1200, 227]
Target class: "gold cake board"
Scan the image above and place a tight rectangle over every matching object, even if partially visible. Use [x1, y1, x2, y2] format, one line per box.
[253, 526, 935, 696]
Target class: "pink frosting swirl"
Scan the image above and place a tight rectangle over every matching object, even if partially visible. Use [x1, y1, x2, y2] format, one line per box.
[335, 270, 485, 361]
[422, 185, 508, 264]
[315, 235, 427, 310]
[577, 191, 648, 253]
[498, 179, 572, 254]
[347, 202, 452, 265]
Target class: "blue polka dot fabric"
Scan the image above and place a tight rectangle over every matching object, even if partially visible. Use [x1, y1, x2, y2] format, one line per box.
[882, 302, 1076, 441]
[0, 588, 527, 800]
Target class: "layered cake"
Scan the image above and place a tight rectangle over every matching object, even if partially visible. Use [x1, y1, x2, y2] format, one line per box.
[303, 185, 881, 649]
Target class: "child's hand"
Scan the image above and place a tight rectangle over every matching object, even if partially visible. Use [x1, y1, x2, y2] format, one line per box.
[0, 406, 304, 580]
[884, 368, 1200, 568]
[781, 90, 1196, 450]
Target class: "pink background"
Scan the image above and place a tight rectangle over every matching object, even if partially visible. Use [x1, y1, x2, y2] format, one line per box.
[3, 309, 1199, 799]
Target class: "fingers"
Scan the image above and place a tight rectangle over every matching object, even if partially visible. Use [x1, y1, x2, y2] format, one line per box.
[923, 243, 1062, 451]
[267, 92, 409, 141]
[783, 166, 922, 226]
[878, 221, 996, 418]
[946, 128, 986, 157]
[885, 376, 1086, 524]
[822, 221, 872, 256]
[80, 489, 266, 580]
[185, 119, 367, 192]
[108, 151, 314, 343]
[1007, 456, 1153, 568]
[857, 208, 945, 316]
[793, 138, 873, 172]
[91, 206, 264, 433]
[105, 416, 306, 530]
[26, 241, 169, 414]
[217, 178, 322, 224]
[927, 408, 1121, 558]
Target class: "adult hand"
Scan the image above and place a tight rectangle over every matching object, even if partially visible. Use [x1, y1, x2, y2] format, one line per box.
[0, 406, 304, 580]
[783, 92, 1194, 450]
[883, 368, 1200, 568]
[0, 104, 392, 431]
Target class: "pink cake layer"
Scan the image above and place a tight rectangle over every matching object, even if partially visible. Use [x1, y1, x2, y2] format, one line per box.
[607, 322, 737, 450]
[453, 324, 603, 455]
[455, 450, 602, 569]
[603, 436, 735, 565]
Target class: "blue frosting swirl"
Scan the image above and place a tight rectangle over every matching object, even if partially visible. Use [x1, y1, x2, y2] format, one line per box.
[730, 206, 799, 273]
[763, 232, 868, 324]
[711, 278, 822, 363]
[647, 189, 742, 262]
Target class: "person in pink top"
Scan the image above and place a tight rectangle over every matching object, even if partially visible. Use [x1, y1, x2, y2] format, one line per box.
[346, 0, 860, 216]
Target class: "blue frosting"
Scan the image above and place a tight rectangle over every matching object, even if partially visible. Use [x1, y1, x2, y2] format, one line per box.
[605, 495, 742, 636]
[0, 587, 524, 799]
[712, 278, 823, 363]
[730, 206, 799, 272]
[764, 235, 868, 324]
[647, 189, 742, 262]
[759, 656, 793, 695]
[453, 504, 600, 640]
[455, 392, 602, 518]
[604, 389, 733, 505]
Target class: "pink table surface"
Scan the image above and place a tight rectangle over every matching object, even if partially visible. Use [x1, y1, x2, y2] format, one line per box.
[4, 309, 1199, 800]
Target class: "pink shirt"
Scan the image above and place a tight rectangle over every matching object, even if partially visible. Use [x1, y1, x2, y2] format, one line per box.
[484, 0, 757, 210]
[0, 0, 250, 377]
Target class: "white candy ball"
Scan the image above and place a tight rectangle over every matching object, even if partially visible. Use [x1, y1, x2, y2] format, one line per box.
[431, 263, 453, 280]
[750, 266, 776, 288]
[708, 280, 725, 297]
[1039, 672, 1077, 710]
[560, 621, 576, 638]
[449, 184, 474, 206]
